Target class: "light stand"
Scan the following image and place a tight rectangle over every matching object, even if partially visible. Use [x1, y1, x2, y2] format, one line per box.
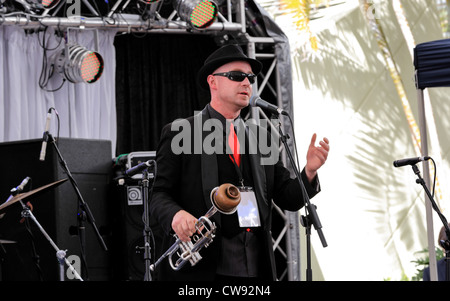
[412, 163, 450, 281]
[275, 113, 327, 281]
[47, 134, 108, 280]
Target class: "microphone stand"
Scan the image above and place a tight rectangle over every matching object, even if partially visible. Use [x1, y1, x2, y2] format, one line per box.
[47, 134, 108, 279]
[141, 168, 153, 281]
[275, 114, 327, 281]
[412, 164, 450, 281]
[300, 214, 313, 281]
[125, 161, 155, 281]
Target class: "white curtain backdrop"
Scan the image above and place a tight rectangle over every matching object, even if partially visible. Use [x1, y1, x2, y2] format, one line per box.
[0, 25, 117, 157]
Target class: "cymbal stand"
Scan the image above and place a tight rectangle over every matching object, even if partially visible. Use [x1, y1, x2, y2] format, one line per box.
[19, 200, 83, 281]
[57, 250, 66, 280]
[23, 210, 45, 281]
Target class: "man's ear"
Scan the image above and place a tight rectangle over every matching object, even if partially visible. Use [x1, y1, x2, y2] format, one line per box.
[207, 74, 216, 89]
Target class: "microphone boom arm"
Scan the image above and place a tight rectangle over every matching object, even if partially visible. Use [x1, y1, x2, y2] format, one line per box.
[47, 134, 108, 254]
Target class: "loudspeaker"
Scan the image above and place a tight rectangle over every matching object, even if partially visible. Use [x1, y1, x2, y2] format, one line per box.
[111, 183, 146, 280]
[0, 138, 113, 281]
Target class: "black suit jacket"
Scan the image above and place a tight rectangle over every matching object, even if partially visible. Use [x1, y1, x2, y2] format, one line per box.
[150, 105, 320, 280]
[423, 258, 448, 281]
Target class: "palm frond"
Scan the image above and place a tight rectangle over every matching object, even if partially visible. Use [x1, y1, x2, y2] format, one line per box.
[277, 0, 327, 53]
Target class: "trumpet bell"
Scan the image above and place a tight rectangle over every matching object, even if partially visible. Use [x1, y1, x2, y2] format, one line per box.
[210, 183, 241, 214]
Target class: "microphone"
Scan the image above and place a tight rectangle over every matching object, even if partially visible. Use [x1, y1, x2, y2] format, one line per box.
[125, 160, 153, 177]
[39, 109, 52, 161]
[249, 95, 287, 116]
[393, 156, 431, 167]
[10, 177, 31, 195]
[4, 176, 31, 204]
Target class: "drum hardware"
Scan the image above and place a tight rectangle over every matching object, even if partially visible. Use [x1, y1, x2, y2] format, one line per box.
[0, 178, 67, 212]
[1, 177, 83, 281]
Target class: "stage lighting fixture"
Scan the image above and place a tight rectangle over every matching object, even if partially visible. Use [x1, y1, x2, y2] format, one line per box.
[53, 44, 104, 84]
[37, 0, 61, 9]
[173, 0, 218, 29]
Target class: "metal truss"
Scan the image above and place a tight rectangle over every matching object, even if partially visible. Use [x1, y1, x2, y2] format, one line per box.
[245, 37, 301, 281]
[0, 0, 244, 33]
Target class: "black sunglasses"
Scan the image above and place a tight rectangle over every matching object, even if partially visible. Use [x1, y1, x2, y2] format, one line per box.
[212, 71, 257, 84]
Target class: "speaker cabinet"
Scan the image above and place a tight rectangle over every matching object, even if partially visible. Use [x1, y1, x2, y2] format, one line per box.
[111, 183, 146, 280]
[0, 138, 113, 281]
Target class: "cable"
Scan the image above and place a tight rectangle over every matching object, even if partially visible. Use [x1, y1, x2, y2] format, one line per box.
[429, 157, 438, 211]
[285, 112, 300, 171]
[52, 107, 60, 147]
[38, 26, 66, 92]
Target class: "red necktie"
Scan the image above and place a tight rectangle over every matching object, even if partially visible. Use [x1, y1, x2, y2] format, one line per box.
[228, 122, 240, 167]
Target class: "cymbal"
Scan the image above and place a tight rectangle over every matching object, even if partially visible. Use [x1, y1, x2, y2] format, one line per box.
[0, 178, 68, 212]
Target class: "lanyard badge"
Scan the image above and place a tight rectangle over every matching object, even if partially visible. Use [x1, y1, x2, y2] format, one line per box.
[236, 186, 261, 228]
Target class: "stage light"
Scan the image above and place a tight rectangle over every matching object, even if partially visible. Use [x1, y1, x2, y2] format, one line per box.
[173, 0, 218, 29]
[38, 0, 61, 9]
[52, 44, 104, 84]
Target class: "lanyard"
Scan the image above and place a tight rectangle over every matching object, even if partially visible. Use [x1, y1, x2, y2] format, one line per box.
[227, 120, 245, 188]
[229, 153, 244, 188]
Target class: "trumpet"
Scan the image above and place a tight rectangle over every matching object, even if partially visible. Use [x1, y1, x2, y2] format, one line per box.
[150, 183, 241, 271]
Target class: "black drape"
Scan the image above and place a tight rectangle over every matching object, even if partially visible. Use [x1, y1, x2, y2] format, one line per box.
[114, 33, 218, 156]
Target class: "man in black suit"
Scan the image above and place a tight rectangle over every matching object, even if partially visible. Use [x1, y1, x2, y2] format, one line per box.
[150, 44, 330, 281]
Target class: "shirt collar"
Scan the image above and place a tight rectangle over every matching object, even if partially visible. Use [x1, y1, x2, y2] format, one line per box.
[206, 103, 242, 130]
